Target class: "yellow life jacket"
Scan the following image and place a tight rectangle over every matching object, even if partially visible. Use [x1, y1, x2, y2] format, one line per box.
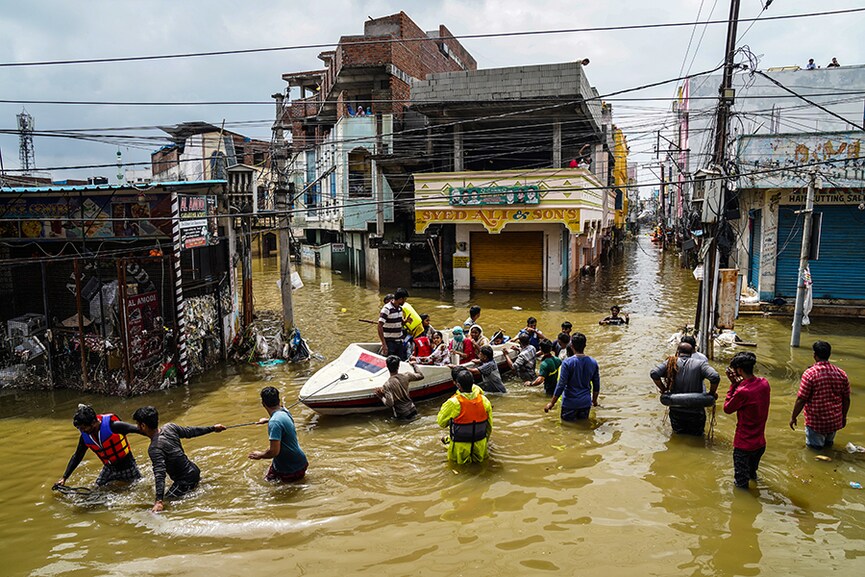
[402, 302, 424, 338]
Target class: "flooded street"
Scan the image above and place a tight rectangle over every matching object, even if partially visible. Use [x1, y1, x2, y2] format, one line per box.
[1, 236, 863, 577]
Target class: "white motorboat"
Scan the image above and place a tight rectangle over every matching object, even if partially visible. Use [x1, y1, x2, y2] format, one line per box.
[298, 341, 517, 416]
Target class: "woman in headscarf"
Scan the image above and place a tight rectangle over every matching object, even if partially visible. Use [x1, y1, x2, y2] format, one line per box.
[448, 326, 475, 365]
[469, 324, 489, 354]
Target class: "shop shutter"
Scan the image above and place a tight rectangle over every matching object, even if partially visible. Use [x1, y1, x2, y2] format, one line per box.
[748, 209, 761, 288]
[470, 231, 543, 291]
[776, 205, 865, 299]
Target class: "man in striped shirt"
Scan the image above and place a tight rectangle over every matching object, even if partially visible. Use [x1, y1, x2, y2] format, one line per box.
[378, 288, 408, 360]
[790, 341, 851, 449]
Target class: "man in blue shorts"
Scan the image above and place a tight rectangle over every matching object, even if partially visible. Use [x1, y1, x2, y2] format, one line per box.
[543, 333, 600, 421]
[249, 387, 309, 482]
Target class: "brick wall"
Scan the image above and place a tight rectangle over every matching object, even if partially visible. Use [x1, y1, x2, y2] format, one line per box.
[151, 146, 179, 179]
[285, 12, 477, 145]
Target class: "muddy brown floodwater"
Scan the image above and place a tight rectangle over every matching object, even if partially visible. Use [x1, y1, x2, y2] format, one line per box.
[1, 237, 863, 576]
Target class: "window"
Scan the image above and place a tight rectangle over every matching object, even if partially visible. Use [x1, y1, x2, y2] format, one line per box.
[348, 148, 373, 198]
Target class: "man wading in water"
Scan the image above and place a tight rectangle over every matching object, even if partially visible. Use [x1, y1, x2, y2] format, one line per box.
[249, 387, 309, 482]
[57, 404, 143, 488]
[437, 368, 493, 464]
[132, 406, 225, 512]
[651, 342, 720, 436]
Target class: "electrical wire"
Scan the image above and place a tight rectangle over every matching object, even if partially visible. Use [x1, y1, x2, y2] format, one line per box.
[2, 7, 862, 68]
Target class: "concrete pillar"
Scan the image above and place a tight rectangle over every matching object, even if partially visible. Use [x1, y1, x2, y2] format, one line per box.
[552, 122, 562, 167]
[758, 190, 779, 301]
[454, 125, 464, 172]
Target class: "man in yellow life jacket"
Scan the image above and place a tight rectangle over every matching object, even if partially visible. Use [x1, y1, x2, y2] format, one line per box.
[437, 368, 493, 464]
[57, 404, 143, 487]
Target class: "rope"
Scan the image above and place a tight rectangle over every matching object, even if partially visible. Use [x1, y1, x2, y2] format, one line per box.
[707, 404, 717, 442]
[52, 483, 93, 496]
[224, 421, 259, 429]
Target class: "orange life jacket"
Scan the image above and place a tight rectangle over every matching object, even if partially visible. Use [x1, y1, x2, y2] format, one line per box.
[81, 414, 132, 465]
[450, 393, 489, 443]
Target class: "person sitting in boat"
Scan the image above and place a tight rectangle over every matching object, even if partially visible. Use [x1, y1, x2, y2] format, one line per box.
[419, 314, 435, 338]
[374, 356, 423, 421]
[599, 305, 629, 326]
[457, 345, 506, 394]
[448, 326, 475, 364]
[463, 305, 481, 329]
[490, 330, 510, 345]
[503, 333, 538, 383]
[437, 368, 493, 464]
[468, 324, 489, 352]
[516, 316, 545, 349]
[414, 331, 448, 366]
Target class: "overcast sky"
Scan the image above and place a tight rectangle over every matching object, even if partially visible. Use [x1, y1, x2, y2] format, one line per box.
[1, 0, 863, 185]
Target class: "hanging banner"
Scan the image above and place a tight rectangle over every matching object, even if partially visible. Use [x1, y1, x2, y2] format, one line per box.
[124, 291, 162, 372]
[0, 194, 171, 240]
[178, 194, 218, 249]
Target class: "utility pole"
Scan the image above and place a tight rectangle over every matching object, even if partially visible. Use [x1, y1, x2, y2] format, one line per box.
[659, 162, 666, 248]
[791, 169, 817, 347]
[272, 93, 295, 333]
[375, 112, 385, 237]
[698, 0, 740, 360]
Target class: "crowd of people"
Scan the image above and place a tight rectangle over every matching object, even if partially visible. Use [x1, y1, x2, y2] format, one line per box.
[56, 386, 307, 512]
[54, 291, 852, 508]
[374, 288, 853, 487]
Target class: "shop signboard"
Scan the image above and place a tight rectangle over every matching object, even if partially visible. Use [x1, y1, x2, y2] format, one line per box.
[178, 194, 218, 249]
[448, 185, 540, 206]
[0, 194, 172, 240]
[124, 291, 161, 372]
[416, 206, 584, 234]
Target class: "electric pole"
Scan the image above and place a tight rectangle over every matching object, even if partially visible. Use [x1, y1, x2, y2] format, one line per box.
[272, 93, 295, 334]
[791, 168, 817, 347]
[697, 0, 740, 360]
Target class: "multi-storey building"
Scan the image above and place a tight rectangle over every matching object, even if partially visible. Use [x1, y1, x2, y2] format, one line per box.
[676, 63, 865, 307]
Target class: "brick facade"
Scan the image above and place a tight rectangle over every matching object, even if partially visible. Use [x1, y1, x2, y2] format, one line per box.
[282, 11, 476, 147]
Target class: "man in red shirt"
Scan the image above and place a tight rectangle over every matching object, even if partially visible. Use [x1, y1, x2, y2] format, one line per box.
[723, 352, 770, 489]
[790, 341, 851, 449]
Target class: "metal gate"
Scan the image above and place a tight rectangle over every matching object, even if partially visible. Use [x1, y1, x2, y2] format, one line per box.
[470, 231, 543, 291]
[749, 209, 762, 289]
[776, 205, 865, 299]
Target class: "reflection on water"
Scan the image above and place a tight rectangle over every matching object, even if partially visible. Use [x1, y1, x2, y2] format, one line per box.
[1, 237, 863, 576]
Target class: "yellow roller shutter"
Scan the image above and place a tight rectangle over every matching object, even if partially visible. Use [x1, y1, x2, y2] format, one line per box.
[470, 231, 543, 291]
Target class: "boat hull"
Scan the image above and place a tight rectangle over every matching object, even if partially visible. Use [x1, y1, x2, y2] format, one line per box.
[299, 342, 515, 415]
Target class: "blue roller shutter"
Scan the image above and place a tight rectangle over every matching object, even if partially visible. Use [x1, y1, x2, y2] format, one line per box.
[749, 209, 761, 288]
[776, 205, 865, 300]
